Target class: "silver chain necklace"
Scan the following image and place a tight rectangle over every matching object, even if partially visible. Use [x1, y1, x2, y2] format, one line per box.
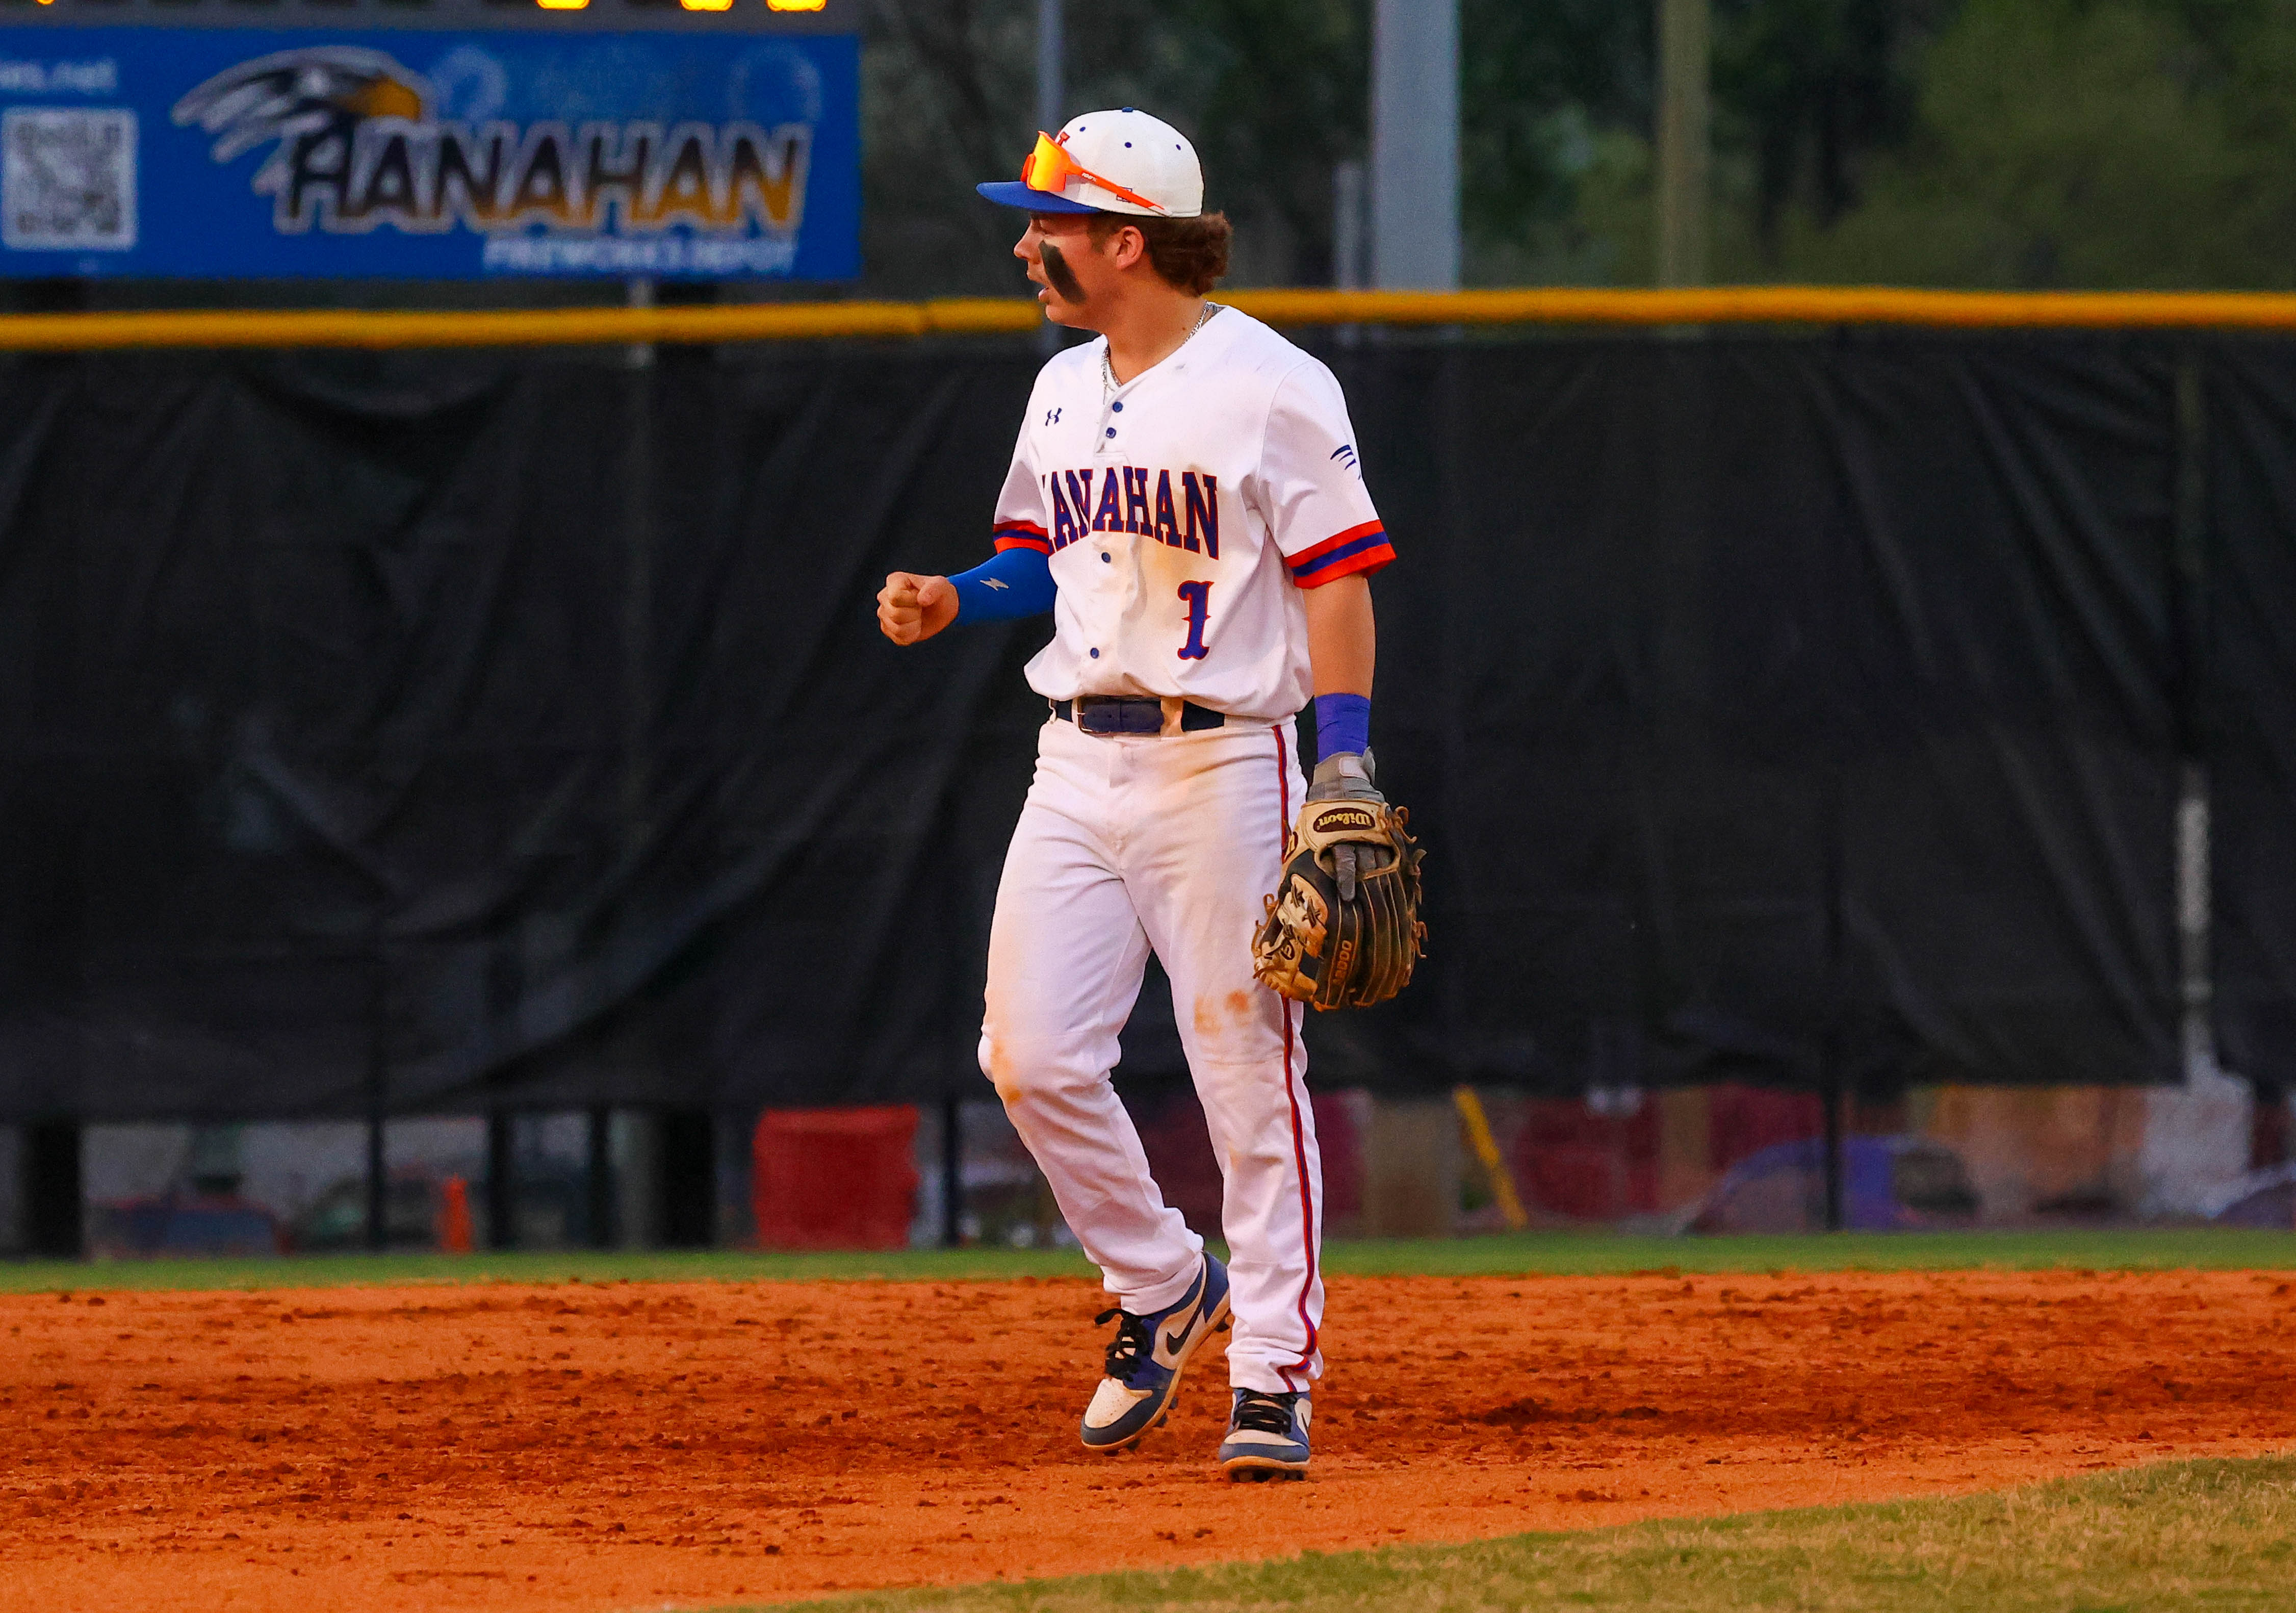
[1103, 302, 1219, 398]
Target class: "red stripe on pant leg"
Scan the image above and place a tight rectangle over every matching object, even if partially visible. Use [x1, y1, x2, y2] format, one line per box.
[1273, 725, 1320, 1390]
[1279, 1000, 1319, 1389]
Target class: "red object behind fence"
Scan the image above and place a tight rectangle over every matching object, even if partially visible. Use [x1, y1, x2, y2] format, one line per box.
[752, 1107, 921, 1250]
[1709, 1084, 1824, 1169]
[1511, 1084, 1832, 1222]
[1513, 1098, 1661, 1220]
[437, 1175, 474, 1253]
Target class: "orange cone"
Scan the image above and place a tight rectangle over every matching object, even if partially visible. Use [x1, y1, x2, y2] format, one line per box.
[438, 1175, 475, 1254]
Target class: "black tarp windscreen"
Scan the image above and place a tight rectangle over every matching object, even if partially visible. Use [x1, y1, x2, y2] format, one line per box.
[2206, 344, 2296, 1087]
[0, 333, 2205, 1122]
[1330, 338, 2179, 1094]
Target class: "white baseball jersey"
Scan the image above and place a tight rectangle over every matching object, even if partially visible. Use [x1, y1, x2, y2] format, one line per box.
[986, 307, 1395, 723]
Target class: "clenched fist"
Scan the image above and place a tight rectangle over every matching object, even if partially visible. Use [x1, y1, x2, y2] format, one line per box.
[877, 571, 959, 646]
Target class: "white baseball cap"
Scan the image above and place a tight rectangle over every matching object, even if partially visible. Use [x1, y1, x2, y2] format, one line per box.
[976, 109, 1204, 219]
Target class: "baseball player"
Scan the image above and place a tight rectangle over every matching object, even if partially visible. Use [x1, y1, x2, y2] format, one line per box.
[875, 110, 1394, 1480]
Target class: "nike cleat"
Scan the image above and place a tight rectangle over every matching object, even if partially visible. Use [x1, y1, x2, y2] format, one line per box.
[1079, 1253, 1232, 1453]
[1219, 1388, 1310, 1480]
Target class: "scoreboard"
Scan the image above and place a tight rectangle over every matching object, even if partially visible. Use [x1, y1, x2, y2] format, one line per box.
[0, 0, 861, 279]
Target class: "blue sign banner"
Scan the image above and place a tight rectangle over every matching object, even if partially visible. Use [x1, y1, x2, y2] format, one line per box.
[0, 27, 859, 280]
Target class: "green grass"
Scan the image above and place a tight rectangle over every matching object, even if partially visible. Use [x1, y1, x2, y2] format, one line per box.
[4, 1227, 2292, 1294]
[0, 1245, 1098, 1294]
[737, 1454, 2296, 1612]
[1324, 1227, 2296, 1277]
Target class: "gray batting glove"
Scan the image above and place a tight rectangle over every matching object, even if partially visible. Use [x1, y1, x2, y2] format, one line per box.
[1306, 750, 1384, 901]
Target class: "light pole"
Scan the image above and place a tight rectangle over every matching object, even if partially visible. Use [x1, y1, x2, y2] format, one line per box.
[1656, 0, 1712, 286]
[1370, 0, 1460, 291]
[1037, 0, 1063, 138]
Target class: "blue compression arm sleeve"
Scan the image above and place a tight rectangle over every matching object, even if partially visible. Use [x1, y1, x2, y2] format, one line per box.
[1315, 692, 1372, 759]
[949, 547, 1056, 623]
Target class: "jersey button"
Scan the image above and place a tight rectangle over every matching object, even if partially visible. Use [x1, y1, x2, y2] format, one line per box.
[1104, 427, 1116, 439]
[1100, 552, 1111, 562]
[1111, 401, 1124, 412]
[1089, 648, 1100, 658]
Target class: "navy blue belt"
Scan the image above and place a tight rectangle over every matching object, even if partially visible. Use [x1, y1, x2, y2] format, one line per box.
[1053, 697, 1230, 735]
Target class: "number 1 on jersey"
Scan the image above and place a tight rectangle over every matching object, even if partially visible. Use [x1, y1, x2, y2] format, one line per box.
[1176, 581, 1213, 660]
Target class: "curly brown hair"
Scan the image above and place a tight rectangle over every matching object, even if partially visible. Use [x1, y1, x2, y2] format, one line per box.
[1087, 211, 1233, 296]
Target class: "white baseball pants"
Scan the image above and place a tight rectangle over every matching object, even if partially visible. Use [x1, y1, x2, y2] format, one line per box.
[979, 711, 1325, 1394]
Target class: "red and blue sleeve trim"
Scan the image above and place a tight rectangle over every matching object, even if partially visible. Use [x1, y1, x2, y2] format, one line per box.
[1287, 520, 1395, 586]
[991, 519, 1052, 555]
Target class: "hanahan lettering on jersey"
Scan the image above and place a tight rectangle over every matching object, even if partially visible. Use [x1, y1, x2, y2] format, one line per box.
[1000, 467, 1222, 560]
[171, 48, 810, 241]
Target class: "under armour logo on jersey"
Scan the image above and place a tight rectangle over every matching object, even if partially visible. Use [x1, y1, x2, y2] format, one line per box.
[1046, 407, 1064, 425]
[1331, 444, 1360, 475]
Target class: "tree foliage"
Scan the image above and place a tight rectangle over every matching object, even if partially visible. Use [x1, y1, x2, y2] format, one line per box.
[1070, 0, 1369, 286]
[859, 0, 1367, 295]
[1713, 0, 1943, 238]
[1771, 0, 2296, 288]
[859, 0, 1037, 298]
[1459, 1, 1652, 242]
[855, 0, 2296, 296]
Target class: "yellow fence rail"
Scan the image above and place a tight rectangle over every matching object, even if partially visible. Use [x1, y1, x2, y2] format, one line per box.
[10, 286, 2296, 352]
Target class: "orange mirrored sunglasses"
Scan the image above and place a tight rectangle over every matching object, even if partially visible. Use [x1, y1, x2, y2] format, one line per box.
[1020, 132, 1166, 214]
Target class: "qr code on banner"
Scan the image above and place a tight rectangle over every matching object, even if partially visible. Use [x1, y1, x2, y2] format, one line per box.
[3, 107, 137, 252]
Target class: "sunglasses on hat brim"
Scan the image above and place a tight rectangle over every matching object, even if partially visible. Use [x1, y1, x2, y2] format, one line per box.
[1020, 132, 1167, 215]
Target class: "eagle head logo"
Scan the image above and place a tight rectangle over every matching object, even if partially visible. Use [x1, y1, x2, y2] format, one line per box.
[172, 46, 433, 165]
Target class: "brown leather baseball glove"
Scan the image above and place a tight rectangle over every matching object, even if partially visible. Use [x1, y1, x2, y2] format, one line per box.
[1251, 753, 1426, 1011]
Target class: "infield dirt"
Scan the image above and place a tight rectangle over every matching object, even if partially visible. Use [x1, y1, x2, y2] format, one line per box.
[4, 1269, 2292, 1613]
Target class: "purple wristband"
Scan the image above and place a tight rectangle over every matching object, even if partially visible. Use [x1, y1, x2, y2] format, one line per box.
[1315, 693, 1371, 760]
